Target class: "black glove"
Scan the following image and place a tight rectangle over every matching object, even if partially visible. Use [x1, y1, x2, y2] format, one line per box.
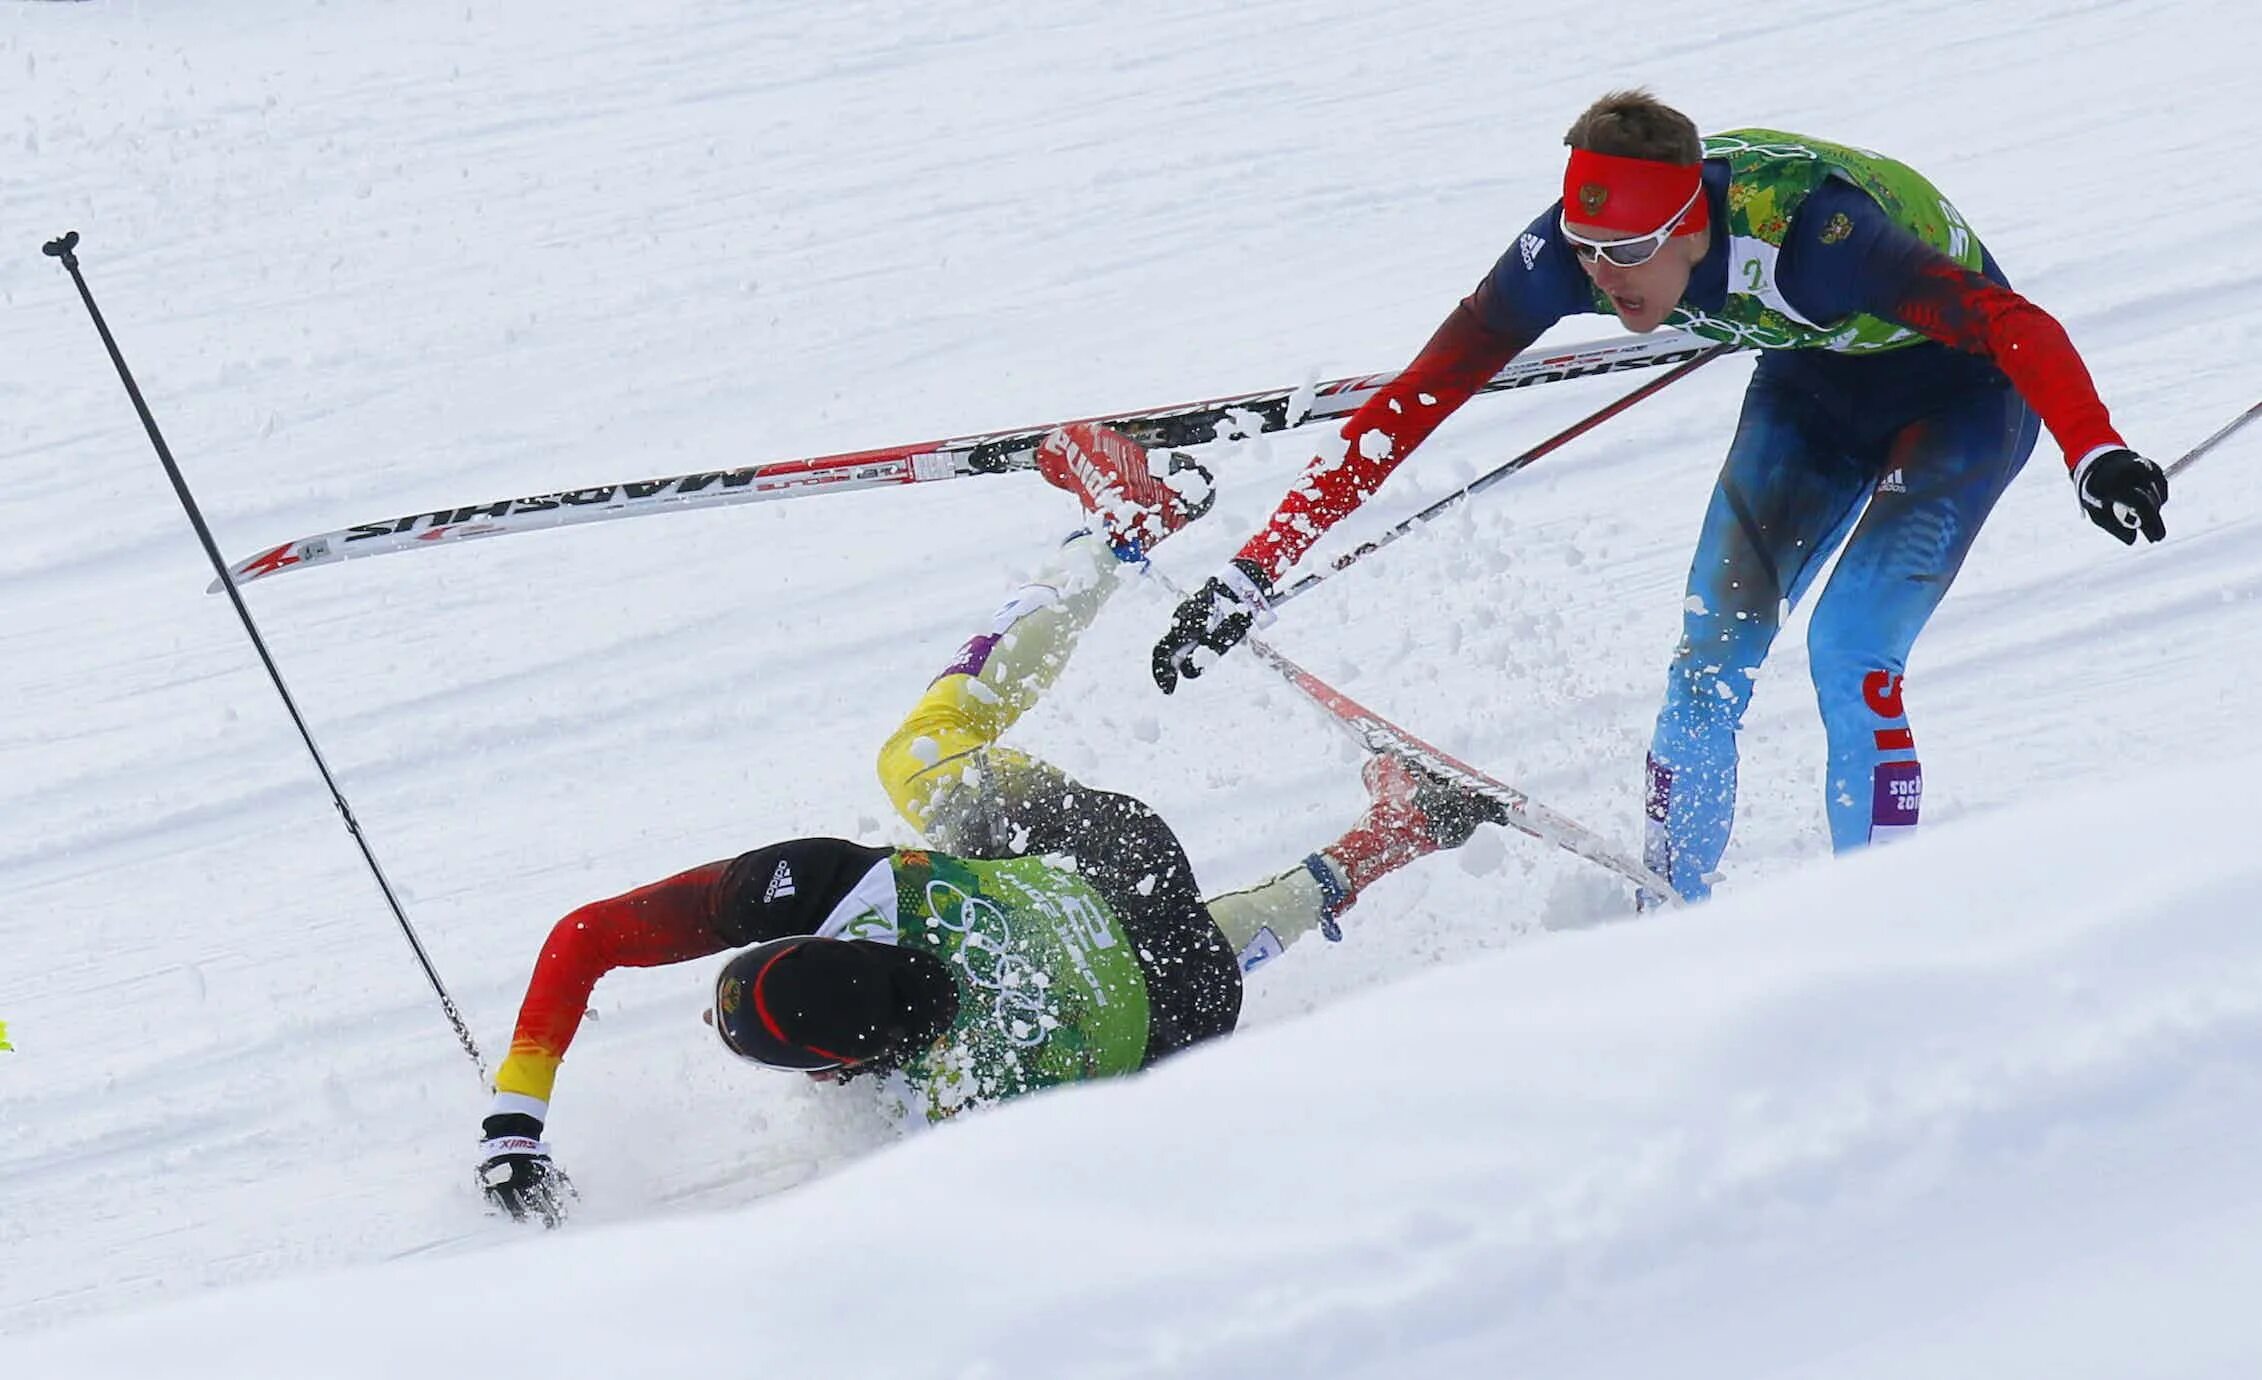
[476, 1112, 574, 1228]
[2075, 448, 2167, 545]
[1152, 557, 1275, 694]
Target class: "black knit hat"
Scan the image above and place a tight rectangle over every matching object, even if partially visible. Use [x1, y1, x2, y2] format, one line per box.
[713, 937, 956, 1072]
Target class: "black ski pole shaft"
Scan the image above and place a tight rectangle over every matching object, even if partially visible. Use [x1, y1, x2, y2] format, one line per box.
[2165, 394, 2262, 479]
[1271, 343, 1737, 610]
[42, 231, 488, 1084]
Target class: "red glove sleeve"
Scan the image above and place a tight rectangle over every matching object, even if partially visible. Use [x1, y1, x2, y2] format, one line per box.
[1888, 257, 2123, 468]
[1237, 295, 1535, 579]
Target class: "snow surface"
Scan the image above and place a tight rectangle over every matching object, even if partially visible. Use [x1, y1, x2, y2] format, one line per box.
[4, 0, 2260, 1373]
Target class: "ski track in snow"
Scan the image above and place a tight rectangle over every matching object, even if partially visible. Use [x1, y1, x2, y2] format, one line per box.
[2, 0, 2259, 1356]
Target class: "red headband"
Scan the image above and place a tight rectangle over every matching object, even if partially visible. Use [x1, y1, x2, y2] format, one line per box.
[1562, 147, 1709, 239]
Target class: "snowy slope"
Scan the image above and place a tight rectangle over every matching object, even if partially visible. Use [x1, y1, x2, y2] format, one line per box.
[3, 0, 2260, 1366]
[13, 761, 2262, 1379]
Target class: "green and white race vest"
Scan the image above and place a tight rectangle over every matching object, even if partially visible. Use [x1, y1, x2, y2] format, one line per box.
[836, 850, 1153, 1123]
[1591, 128, 1987, 354]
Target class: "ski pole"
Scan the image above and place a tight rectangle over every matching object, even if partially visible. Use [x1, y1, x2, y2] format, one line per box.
[2165, 394, 2262, 479]
[1146, 568, 1678, 900]
[1271, 343, 1740, 610]
[42, 231, 489, 1084]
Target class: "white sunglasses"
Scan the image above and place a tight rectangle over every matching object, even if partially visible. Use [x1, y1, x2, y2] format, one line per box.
[1559, 183, 1703, 268]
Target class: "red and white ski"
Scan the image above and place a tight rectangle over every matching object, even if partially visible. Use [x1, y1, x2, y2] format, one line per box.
[1142, 565, 1675, 899]
[214, 329, 1718, 589]
[1242, 631, 1678, 900]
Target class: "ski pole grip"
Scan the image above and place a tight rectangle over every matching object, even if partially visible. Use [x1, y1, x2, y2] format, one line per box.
[42, 230, 80, 264]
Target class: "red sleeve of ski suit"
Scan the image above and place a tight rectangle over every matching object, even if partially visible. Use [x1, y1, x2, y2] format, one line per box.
[492, 861, 736, 1108]
[1784, 183, 2123, 468]
[1236, 291, 1538, 581]
[489, 838, 899, 1117]
[1882, 256, 2123, 468]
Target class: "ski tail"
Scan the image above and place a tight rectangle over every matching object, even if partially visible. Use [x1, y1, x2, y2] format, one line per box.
[211, 446, 966, 589]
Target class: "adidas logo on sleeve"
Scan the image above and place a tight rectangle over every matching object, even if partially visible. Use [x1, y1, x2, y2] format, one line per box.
[764, 860, 797, 903]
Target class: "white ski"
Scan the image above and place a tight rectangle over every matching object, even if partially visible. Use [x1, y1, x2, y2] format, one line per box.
[213, 330, 1718, 589]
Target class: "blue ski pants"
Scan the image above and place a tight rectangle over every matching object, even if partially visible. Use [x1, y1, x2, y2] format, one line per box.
[1644, 348, 2041, 901]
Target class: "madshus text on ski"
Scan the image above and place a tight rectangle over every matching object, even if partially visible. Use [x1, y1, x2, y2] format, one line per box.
[217, 331, 1714, 586]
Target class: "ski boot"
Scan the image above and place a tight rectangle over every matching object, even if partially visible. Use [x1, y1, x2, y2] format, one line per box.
[1306, 752, 1513, 938]
[1035, 421, 1214, 560]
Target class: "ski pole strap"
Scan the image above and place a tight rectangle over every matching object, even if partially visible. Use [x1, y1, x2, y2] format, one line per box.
[1303, 853, 1349, 941]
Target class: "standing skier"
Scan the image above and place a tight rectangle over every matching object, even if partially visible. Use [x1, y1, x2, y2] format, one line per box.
[476, 423, 1509, 1225]
[1150, 90, 2168, 903]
